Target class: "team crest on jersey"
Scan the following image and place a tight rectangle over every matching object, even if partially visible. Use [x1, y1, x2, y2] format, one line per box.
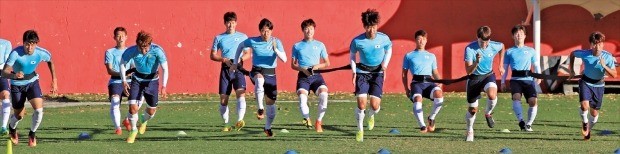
[313, 46, 318, 50]
[234, 38, 240, 41]
[425, 56, 430, 59]
[375, 45, 380, 48]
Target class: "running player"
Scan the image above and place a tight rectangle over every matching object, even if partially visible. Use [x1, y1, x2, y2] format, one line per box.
[0, 37, 11, 135]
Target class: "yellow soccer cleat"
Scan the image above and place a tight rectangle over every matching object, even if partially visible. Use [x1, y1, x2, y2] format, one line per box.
[302, 118, 313, 129]
[235, 120, 245, 131]
[356, 130, 364, 142]
[222, 125, 232, 132]
[139, 121, 148, 135]
[367, 116, 375, 130]
[127, 130, 138, 143]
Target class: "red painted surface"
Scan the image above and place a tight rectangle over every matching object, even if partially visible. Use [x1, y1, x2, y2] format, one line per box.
[0, 1, 617, 94]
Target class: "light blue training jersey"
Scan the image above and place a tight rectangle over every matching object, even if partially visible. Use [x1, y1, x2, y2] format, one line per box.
[504, 46, 537, 81]
[573, 49, 616, 87]
[464, 40, 504, 75]
[402, 50, 437, 76]
[212, 31, 248, 59]
[6, 46, 51, 86]
[104, 47, 133, 84]
[121, 44, 167, 81]
[350, 32, 392, 73]
[242, 37, 285, 68]
[0, 39, 11, 68]
[292, 39, 328, 68]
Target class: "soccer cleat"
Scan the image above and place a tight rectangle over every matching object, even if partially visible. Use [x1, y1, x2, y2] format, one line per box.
[115, 128, 123, 135]
[138, 116, 148, 135]
[581, 123, 589, 137]
[9, 126, 17, 145]
[584, 129, 591, 140]
[485, 114, 495, 128]
[127, 130, 138, 143]
[222, 125, 232, 132]
[257, 109, 265, 120]
[356, 131, 364, 142]
[427, 117, 436, 132]
[525, 125, 533, 132]
[315, 120, 323, 133]
[367, 115, 375, 130]
[263, 128, 273, 137]
[302, 118, 313, 129]
[420, 126, 429, 133]
[122, 118, 131, 131]
[0, 127, 7, 136]
[28, 131, 36, 147]
[465, 131, 474, 142]
[519, 121, 526, 131]
[235, 120, 245, 131]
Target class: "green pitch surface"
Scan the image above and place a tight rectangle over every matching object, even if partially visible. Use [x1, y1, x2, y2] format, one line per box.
[5, 93, 619, 153]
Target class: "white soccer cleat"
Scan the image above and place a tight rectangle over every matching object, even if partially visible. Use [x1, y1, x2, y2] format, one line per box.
[465, 131, 474, 142]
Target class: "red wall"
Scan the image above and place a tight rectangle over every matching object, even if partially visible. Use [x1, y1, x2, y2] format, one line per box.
[0, 1, 618, 94]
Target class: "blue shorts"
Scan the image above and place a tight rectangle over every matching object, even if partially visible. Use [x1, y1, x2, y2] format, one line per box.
[108, 83, 128, 101]
[11, 80, 43, 109]
[128, 79, 159, 107]
[354, 73, 384, 98]
[578, 80, 604, 110]
[466, 74, 496, 103]
[219, 66, 246, 95]
[510, 80, 537, 99]
[296, 72, 327, 94]
[410, 81, 438, 101]
[250, 73, 278, 101]
[0, 77, 9, 92]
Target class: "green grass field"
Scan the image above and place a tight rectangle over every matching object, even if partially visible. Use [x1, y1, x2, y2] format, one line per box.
[5, 93, 620, 153]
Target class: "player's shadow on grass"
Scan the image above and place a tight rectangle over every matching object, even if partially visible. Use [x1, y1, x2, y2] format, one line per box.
[37, 126, 107, 142]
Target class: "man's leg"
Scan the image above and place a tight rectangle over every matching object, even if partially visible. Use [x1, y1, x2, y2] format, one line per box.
[366, 73, 384, 131]
[234, 89, 247, 131]
[253, 74, 266, 120]
[427, 86, 443, 132]
[8, 87, 26, 145]
[524, 80, 538, 131]
[297, 89, 311, 128]
[484, 81, 498, 128]
[139, 80, 160, 135]
[1, 90, 10, 134]
[354, 74, 369, 142]
[262, 76, 278, 137]
[316, 86, 328, 132]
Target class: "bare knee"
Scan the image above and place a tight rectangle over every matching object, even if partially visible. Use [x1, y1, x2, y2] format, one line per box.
[433, 90, 443, 98]
[512, 93, 522, 101]
[413, 96, 423, 103]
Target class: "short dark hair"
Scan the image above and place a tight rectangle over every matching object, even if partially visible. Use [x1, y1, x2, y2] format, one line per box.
[136, 30, 153, 46]
[589, 31, 605, 44]
[114, 27, 127, 37]
[224, 12, 237, 23]
[301, 19, 316, 30]
[258, 18, 273, 30]
[414, 30, 427, 39]
[477, 26, 492, 41]
[361, 9, 380, 27]
[511, 25, 526, 35]
[23, 30, 40, 44]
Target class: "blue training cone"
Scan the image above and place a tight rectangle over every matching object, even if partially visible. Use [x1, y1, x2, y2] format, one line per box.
[614, 148, 620, 154]
[378, 148, 391, 154]
[285, 149, 298, 154]
[389, 128, 400, 135]
[78, 132, 91, 140]
[499, 147, 512, 154]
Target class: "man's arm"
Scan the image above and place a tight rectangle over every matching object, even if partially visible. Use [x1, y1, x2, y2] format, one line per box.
[568, 51, 576, 78]
[47, 61, 58, 94]
[600, 56, 617, 78]
[381, 48, 392, 70]
[498, 45, 506, 76]
[402, 68, 410, 97]
[160, 62, 169, 98]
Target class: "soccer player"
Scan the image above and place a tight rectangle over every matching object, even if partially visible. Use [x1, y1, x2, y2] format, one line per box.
[2, 30, 58, 147]
[350, 9, 393, 142]
[569, 31, 617, 140]
[211, 12, 249, 132]
[0, 37, 11, 135]
[120, 31, 169, 143]
[401, 30, 444, 133]
[104, 27, 145, 135]
[463, 26, 505, 141]
[501, 25, 541, 132]
[291, 19, 330, 132]
[233, 18, 287, 137]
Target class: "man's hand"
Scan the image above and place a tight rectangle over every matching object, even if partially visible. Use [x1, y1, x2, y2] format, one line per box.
[223, 58, 233, 67]
[536, 79, 542, 85]
[50, 78, 58, 95]
[501, 82, 507, 92]
[161, 87, 168, 99]
[123, 81, 130, 96]
[599, 56, 607, 68]
[405, 89, 411, 98]
[15, 71, 24, 79]
[475, 53, 482, 62]
[352, 73, 357, 87]
[499, 65, 505, 76]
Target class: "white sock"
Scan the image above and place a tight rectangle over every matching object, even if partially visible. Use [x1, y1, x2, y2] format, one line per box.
[355, 108, 365, 132]
[512, 100, 523, 121]
[526, 106, 537, 125]
[138, 96, 145, 109]
[580, 109, 589, 123]
[31, 108, 43, 132]
[265, 104, 276, 129]
[255, 78, 265, 110]
[317, 92, 328, 121]
[368, 107, 380, 118]
[1, 99, 11, 128]
[465, 112, 476, 132]
[588, 114, 598, 129]
[220, 104, 229, 124]
[9, 115, 20, 129]
[237, 97, 246, 121]
[298, 93, 310, 119]
[485, 98, 497, 115]
[129, 114, 138, 131]
[110, 97, 121, 129]
[429, 98, 443, 120]
[413, 102, 426, 127]
[143, 111, 154, 122]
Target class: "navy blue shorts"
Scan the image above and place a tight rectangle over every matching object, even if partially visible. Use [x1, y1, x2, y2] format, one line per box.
[0, 77, 9, 92]
[108, 83, 128, 100]
[296, 72, 327, 94]
[466, 74, 496, 103]
[578, 80, 604, 110]
[355, 73, 384, 98]
[410, 82, 438, 101]
[128, 79, 159, 107]
[250, 72, 278, 101]
[219, 67, 247, 95]
[510, 80, 537, 99]
[11, 80, 43, 109]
